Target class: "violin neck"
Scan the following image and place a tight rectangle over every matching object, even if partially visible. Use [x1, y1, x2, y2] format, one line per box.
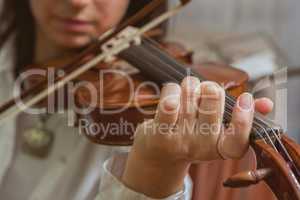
[120, 37, 193, 84]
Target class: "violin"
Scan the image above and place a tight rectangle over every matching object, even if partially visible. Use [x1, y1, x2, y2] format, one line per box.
[0, 0, 300, 199]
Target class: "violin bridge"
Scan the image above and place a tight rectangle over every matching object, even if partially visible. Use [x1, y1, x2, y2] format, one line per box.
[101, 26, 142, 63]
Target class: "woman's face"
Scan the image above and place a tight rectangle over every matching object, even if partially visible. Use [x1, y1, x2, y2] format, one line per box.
[30, 0, 130, 49]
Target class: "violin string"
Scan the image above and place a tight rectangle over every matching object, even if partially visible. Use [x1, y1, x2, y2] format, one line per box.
[216, 84, 298, 166]
[121, 48, 182, 83]
[218, 89, 277, 133]
[253, 127, 268, 144]
[224, 92, 297, 163]
[121, 45, 186, 82]
[143, 37, 194, 77]
[224, 107, 279, 152]
[227, 96, 299, 167]
[271, 126, 294, 162]
[223, 109, 272, 147]
[138, 40, 188, 80]
[224, 94, 297, 162]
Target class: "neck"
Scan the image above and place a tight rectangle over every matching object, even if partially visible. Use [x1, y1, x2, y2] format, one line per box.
[34, 30, 76, 63]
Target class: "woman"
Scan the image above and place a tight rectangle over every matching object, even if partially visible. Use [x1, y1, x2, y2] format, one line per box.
[0, 0, 274, 199]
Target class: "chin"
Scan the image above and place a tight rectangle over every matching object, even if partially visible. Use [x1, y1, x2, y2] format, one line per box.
[54, 34, 92, 49]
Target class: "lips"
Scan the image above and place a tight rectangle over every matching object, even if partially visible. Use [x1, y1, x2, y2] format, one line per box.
[56, 16, 93, 33]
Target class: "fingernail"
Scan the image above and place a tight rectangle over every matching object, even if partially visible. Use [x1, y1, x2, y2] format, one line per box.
[162, 95, 180, 112]
[238, 93, 253, 111]
[204, 82, 218, 95]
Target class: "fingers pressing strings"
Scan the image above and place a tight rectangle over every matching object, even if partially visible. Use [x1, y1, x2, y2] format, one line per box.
[178, 77, 201, 134]
[197, 81, 225, 134]
[154, 83, 181, 128]
[218, 93, 254, 159]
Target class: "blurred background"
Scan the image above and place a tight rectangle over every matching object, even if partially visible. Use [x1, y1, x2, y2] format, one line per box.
[166, 0, 300, 141]
[168, 0, 298, 67]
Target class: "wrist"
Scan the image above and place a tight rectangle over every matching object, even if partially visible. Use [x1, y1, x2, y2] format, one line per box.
[122, 148, 190, 198]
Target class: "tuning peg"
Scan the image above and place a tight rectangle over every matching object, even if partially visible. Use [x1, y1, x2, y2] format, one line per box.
[223, 168, 273, 188]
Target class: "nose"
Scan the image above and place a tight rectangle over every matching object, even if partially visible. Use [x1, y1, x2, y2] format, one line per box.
[68, 0, 90, 9]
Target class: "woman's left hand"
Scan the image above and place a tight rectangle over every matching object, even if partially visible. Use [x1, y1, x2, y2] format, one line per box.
[122, 76, 273, 198]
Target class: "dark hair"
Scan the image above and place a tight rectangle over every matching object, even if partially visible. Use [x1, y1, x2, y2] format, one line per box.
[0, 0, 167, 75]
